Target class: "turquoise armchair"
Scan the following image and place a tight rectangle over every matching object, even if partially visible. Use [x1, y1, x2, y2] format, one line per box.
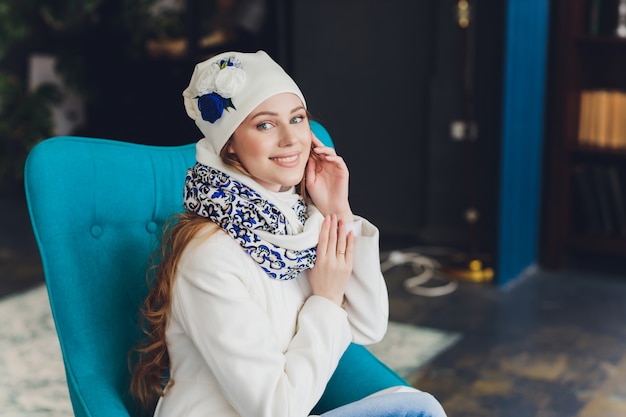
[24, 121, 409, 417]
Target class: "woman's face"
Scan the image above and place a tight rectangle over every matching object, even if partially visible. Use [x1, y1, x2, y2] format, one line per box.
[229, 93, 312, 192]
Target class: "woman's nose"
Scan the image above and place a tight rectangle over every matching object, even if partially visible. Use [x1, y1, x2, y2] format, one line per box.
[278, 126, 298, 146]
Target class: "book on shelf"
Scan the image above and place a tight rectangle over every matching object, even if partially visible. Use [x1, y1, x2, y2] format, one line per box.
[570, 162, 626, 237]
[577, 89, 626, 149]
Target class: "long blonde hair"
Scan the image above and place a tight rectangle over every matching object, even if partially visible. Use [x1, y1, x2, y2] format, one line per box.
[129, 137, 319, 412]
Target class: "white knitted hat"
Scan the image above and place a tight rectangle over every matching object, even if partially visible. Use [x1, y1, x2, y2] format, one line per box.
[182, 50, 306, 155]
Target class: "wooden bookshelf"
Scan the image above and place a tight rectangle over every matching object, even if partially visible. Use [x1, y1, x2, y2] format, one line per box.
[542, 0, 626, 268]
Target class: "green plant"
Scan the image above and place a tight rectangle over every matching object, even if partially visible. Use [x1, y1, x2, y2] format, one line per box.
[0, 1, 28, 59]
[0, 0, 156, 185]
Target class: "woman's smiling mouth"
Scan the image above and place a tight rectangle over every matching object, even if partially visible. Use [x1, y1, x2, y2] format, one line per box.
[270, 153, 300, 165]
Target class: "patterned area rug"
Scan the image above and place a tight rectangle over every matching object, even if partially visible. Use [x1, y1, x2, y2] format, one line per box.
[0, 285, 460, 416]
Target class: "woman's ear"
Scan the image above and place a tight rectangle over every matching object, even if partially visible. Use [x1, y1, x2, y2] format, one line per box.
[226, 136, 236, 155]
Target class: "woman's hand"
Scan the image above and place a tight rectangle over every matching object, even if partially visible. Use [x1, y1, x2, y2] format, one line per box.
[306, 135, 354, 223]
[308, 215, 354, 306]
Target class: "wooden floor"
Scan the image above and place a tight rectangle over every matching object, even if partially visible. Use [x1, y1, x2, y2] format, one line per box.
[382, 249, 626, 417]
[3, 194, 626, 417]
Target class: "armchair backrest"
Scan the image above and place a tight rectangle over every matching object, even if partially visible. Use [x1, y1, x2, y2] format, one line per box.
[25, 136, 196, 416]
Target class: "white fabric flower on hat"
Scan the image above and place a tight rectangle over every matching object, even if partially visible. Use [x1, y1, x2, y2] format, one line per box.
[196, 64, 220, 96]
[214, 65, 246, 98]
[196, 57, 245, 98]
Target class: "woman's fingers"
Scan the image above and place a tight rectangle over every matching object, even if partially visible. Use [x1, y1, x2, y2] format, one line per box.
[313, 145, 337, 157]
[317, 216, 354, 261]
[311, 135, 337, 156]
[311, 215, 354, 306]
[318, 215, 339, 257]
[335, 220, 348, 256]
[316, 215, 330, 254]
[311, 134, 325, 148]
[343, 230, 354, 265]
[336, 221, 354, 261]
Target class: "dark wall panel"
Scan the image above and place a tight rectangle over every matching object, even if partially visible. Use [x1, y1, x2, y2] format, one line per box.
[288, 0, 437, 236]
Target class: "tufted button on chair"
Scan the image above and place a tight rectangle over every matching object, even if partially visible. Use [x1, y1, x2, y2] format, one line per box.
[24, 121, 409, 417]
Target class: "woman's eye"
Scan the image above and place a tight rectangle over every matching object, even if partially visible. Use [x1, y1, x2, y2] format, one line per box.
[291, 115, 304, 124]
[257, 122, 272, 131]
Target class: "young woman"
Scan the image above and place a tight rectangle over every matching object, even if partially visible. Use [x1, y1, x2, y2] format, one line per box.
[130, 50, 446, 417]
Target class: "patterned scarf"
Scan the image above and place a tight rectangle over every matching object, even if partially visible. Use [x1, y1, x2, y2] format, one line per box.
[183, 163, 317, 280]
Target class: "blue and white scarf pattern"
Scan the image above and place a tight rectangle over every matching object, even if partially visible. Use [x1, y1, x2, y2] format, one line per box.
[183, 163, 316, 280]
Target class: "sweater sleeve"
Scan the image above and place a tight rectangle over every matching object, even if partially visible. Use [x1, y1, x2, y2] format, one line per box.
[342, 216, 390, 345]
[171, 233, 353, 417]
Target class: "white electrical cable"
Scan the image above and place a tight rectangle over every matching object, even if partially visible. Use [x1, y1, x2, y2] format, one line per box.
[381, 250, 458, 297]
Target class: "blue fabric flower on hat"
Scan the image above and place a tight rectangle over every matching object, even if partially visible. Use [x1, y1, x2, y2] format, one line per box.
[195, 57, 246, 123]
[198, 93, 228, 123]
